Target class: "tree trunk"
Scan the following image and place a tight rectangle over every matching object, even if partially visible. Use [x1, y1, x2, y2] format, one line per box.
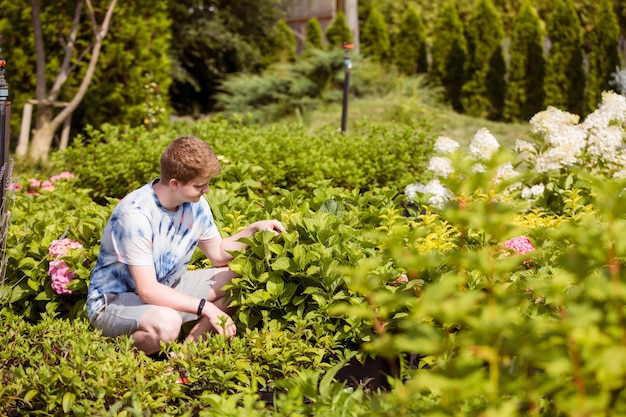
[28, 107, 59, 162]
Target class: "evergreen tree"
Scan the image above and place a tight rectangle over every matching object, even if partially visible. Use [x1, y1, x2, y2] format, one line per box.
[393, 7, 428, 74]
[504, 0, 545, 122]
[543, 0, 584, 115]
[585, 0, 620, 114]
[360, 7, 392, 63]
[304, 17, 323, 51]
[262, 19, 297, 65]
[460, 0, 506, 120]
[431, 0, 467, 112]
[325, 11, 353, 48]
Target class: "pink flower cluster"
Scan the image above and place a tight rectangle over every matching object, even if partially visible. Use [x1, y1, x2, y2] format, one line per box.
[504, 236, 535, 255]
[13, 171, 75, 195]
[48, 238, 83, 295]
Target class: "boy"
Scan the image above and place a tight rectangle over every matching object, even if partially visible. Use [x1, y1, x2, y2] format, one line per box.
[86, 135, 285, 355]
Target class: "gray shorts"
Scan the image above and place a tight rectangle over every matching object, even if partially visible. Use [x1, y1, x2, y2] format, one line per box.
[91, 268, 216, 338]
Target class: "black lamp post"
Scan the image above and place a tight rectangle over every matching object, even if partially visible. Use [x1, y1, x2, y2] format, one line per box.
[0, 56, 10, 281]
[340, 42, 353, 133]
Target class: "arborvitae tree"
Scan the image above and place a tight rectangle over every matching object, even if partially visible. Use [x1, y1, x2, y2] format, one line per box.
[360, 7, 392, 63]
[543, 0, 585, 115]
[460, 0, 506, 120]
[325, 11, 353, 48]
[393, 7, 428, 74]
[304, 17, 323, 51]
[431, 0, 467, 112]
[262, 19, 297, 65]
[504, 0, 545, 122]
[585, 0, 620, 114]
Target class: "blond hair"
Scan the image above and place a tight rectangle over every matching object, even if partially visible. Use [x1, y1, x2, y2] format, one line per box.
[160, 136, 221, 183]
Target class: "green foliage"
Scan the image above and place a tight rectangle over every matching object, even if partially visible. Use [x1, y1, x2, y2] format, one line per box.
[585, 0, 620, 115]
[261, 19, 297, 66]
[325, 11, 353, 48]
[51, 124, 166, 202]
[2, 177, 113, 321]
[167, 0, 288, 115]
[430, 0, 467, 113]
[215, 48, 344, 123]
[304, 17, 324, 52]
[504, 0, 546, 122]
[360, 7, 392, 64]
[393, 7, 428, 75]
[0, 0, 172, 143]
[543, 0, 585, 115]
[461, 0, 507, 120]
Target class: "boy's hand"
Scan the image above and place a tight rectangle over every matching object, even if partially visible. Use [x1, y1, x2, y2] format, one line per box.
[254, 219, 286, 235]
[202, 302, 236, 338]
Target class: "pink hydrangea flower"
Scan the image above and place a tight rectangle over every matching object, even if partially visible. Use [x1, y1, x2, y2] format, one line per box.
[504, 236, 535, 255]
[39, 180, 54, 191]
[48, 238, 83, 295]
[50, 171, 75, 182]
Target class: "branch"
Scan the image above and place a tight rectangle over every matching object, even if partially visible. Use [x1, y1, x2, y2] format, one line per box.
[49, 0, 84, 100]
[30, 0, 47, 101]
[51, 0, 118, 133]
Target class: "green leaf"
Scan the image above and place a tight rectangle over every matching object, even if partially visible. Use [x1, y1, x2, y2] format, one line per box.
[266, 276, 284, 296]
[62, 392, 75, 413]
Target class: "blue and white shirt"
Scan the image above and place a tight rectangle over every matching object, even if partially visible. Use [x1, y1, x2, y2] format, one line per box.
[86, 180, 220, 320]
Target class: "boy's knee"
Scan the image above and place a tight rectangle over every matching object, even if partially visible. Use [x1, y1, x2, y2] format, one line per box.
[143, 307, 183, 342]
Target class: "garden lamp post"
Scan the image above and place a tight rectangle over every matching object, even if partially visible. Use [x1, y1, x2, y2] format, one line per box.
[0, 56, 10, 282]
[340, 42, 353, 133]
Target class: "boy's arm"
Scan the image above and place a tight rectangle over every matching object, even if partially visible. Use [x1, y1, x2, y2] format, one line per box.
[130, 265, 235, 337]
[197, 219, 286, 266]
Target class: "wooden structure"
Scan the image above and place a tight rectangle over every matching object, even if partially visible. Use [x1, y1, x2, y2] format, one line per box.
[284, 0, 359, 54]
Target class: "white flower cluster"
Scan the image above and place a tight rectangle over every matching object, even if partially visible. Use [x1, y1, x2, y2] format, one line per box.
[405, 130, 520, 210]
[525, 91, 626, 177]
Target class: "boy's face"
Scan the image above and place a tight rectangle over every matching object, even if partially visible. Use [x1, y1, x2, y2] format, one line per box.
[176, 175, 211, 203]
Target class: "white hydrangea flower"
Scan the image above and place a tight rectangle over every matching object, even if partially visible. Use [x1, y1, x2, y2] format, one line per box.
[404, 179, 455, 210]
[470, 128, 500, 161]
[472, 163, 486, 173]
[428, 156, 455, 178]
[434, 136, 460, 154]
[521, 183, 545, 199]
[494, 162, 519, 184]
[583, 91, 626, 131]
[530, 107, 580, 138]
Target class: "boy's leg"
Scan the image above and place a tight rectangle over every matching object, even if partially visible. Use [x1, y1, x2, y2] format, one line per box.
[173, 266, 236, 342]
[91, 292, 183, 355]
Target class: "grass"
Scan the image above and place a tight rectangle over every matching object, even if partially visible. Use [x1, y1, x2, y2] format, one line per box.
[300, 83, 531, 149]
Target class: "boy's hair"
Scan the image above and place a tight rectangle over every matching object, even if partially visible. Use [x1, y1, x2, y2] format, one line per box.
[160, 136, 221, 183]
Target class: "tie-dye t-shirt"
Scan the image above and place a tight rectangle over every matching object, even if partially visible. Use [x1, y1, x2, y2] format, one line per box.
[86, 180, 220, 320]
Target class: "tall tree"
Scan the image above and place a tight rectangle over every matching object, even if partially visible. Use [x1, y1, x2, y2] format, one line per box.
[461, 0, 506, 120]
[504, 0, 545, 122]
[304, 17, 323, 51]
[393, 7, 428, 74]
[261, 19, 297, 66]
[431, 0, 467, 112]
[23, 0, 118, 162]
[585, 0, 620, 114]
[360, 7, 391, 63]
[543, 0, 584, 115]
[325, 11, 353, 48]
[167, 0, 287, 115]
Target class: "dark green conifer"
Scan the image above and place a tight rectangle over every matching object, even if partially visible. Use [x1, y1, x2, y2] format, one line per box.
[460, 0, 506, 120]
[504, 0, 545, 122]
[325, 11, 353, 48]
[304, 17, 323, 51]
[393, 7, 428, 74]
[431, 0, 467, 112]
[543, 0, 584, 114]
[360, 7, 392, 63]
[263, 19, 297, 65]
[585, 0, 620, 114]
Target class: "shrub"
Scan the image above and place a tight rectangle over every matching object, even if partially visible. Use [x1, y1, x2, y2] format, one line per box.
[304, 17, 323, 51]
[430, 0, 467, 113]
[325, 11, 353, 48]
[504, 0, 545, 122]
[460, 0, 506, 120]
[360, 7, 391, 64]
[393, 7, 428, 75]
[543, 0, 585, 115]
